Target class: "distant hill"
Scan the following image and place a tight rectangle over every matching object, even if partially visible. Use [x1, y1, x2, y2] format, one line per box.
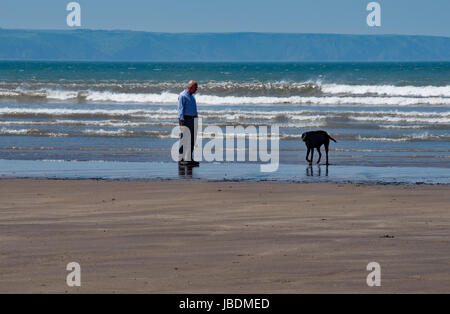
[1, 29, 450, 62]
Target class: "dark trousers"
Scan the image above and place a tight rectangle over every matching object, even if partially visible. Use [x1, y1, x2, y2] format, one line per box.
[179, 116, 196, 161]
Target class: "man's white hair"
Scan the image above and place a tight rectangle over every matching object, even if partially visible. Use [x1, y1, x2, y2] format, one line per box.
[186, 80, 198, 88]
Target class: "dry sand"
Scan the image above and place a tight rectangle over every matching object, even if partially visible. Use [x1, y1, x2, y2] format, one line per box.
[0, 179, 449, 293]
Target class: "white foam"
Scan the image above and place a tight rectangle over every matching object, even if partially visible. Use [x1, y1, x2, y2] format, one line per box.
[1, 106, 449, 128]
[82, 128, 131, 136]
[3, 86, 450, 106]
[46, 90, 80, 100]
[52, 120, 174, 127]
[0, 107, 329, 122]
[14, 89, 450, 106]
[82, 129, 169, 138]
[357, 133, 445, 142]
[349, 110, 450, 117]
[378, 125, 429, 129]
[0, 107, 152, 117]
[86, 91, 181, 103]
[0, 127, 67, 137]
[0, 127, 32, 135]
[196, 95, 450, 106]
[349, 116, 450, 124]
[321, 84, 450, 97]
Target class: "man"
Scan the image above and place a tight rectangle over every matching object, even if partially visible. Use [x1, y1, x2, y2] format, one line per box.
[178, 80, 199, 166]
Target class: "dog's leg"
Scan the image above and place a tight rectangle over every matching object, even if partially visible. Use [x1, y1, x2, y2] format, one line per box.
[325, 143, 329, 165]
[306, 148, 310, 163]
[316, 147, 322, 164]
[310, 147, 314, 164]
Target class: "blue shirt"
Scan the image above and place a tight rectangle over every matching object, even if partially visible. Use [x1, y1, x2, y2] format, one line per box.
[177, 89, 198, 120]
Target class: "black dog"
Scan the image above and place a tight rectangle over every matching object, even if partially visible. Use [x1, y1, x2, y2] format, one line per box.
[301, 130, 337, 165]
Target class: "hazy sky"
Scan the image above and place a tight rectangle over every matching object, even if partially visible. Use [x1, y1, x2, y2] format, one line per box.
[1, 0, 449, 36]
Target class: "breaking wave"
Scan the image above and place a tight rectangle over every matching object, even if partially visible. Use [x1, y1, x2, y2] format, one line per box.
[321, 84, 450, 97]
[1, 81, 450, 106]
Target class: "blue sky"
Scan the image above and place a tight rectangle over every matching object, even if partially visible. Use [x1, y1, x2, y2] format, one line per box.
[1, 0, 449, 36]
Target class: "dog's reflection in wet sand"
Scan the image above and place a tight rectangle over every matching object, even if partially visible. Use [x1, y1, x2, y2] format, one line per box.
[306, 165, 329, 177]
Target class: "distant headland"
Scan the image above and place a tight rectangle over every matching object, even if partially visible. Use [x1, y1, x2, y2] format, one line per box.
[0, 29, 449, 62]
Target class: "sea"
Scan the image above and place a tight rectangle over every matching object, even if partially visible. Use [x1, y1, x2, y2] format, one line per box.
[0, 61, 449, 183]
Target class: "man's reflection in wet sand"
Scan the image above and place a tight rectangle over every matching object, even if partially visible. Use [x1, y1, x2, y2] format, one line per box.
[178, 164, 194, 178]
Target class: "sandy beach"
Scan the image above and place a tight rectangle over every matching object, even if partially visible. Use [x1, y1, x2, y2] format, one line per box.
[0, 179, 449, 293]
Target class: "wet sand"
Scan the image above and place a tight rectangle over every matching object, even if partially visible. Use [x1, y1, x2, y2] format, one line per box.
[0, 179, 449, 293]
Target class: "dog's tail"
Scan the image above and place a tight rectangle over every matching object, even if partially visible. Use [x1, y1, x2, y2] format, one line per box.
[328, 134, 337, 143]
